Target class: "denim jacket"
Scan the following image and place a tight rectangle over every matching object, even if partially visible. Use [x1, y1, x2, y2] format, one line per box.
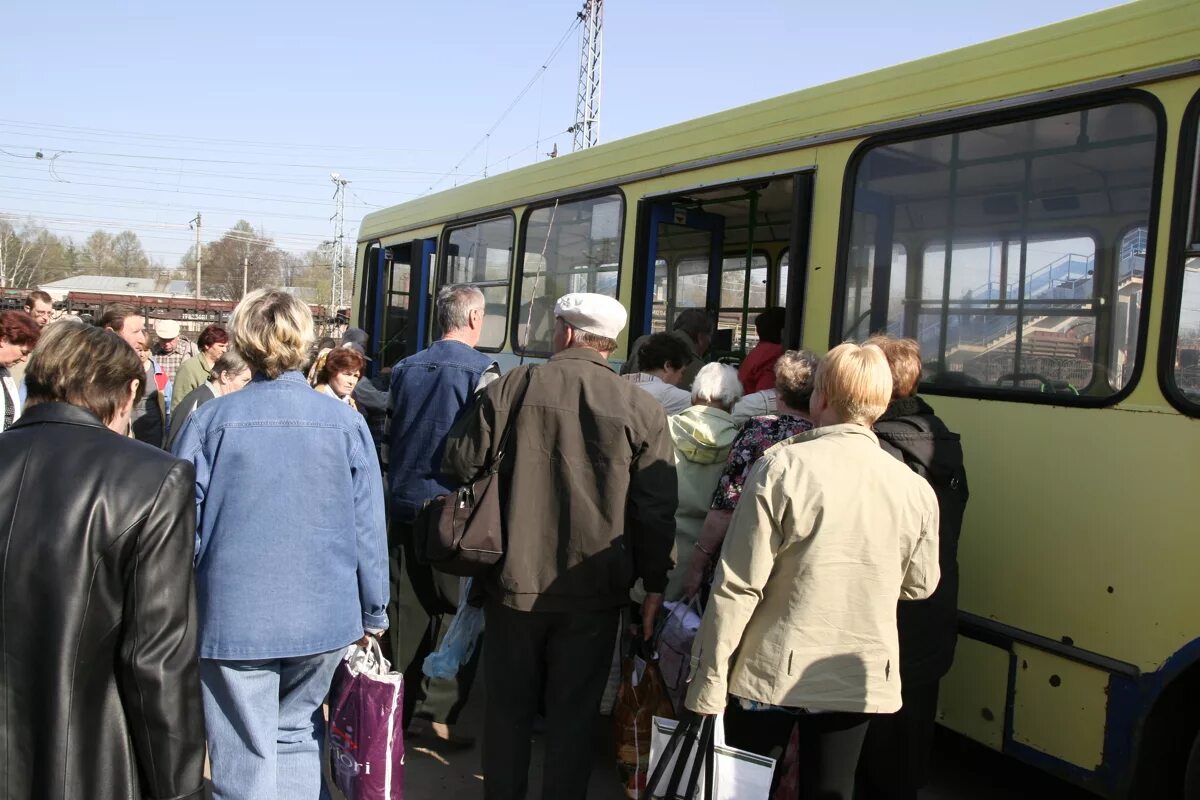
[173, 371, 389, 660]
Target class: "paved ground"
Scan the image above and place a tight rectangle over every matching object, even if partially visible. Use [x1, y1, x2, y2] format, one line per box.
[396, 673, 1101, 799]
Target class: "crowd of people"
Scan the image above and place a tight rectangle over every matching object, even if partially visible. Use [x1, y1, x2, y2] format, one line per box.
[0, 284, 967, 800]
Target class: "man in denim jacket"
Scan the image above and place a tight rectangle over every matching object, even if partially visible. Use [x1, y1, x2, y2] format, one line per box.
[387, 284, 497, 745]
[173, 289, 389, 800]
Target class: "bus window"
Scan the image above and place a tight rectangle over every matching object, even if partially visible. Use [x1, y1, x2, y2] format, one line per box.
[777, 250, 789, 307]
[720, 253, 769, 352]
[442, 216, 514, 351]
[838, 99, 1160, 400]
[516, 193, 622, 354]
[381, 244, 412, 366]
[1112, 226, 1147, 391]
[1167, 94, 1200, 410]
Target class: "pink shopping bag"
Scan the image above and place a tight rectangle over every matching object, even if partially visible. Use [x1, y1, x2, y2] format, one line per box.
[328, 638, 405, 800]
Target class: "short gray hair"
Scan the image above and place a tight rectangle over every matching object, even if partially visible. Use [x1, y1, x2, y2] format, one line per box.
[674, 308, 715, 342]
[691, 362, 742, 410]
[211, 348, 249, 379]
[437, 284, 485, 333]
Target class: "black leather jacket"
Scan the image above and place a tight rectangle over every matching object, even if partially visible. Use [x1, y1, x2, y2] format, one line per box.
[874, 396, 970, 685]
[0, 403, 206, 800]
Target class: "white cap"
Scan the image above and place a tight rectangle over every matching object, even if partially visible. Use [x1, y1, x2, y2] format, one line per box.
[154, 319, 181, 340]
[553, 293, 627, 340]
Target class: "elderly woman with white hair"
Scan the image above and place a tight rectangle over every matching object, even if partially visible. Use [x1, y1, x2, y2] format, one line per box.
[662, 361, 743, 600]
[172, 289, 389, 800]
[684, 342, 941, 800]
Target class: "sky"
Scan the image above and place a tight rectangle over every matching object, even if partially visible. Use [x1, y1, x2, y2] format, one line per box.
[0, 0, 1131, 271]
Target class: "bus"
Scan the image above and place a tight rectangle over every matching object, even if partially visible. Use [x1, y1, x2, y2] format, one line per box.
[353, 1, 1200, 795]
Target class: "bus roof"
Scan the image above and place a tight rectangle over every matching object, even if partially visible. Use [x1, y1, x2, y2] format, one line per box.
[359, 0, 1198, 242]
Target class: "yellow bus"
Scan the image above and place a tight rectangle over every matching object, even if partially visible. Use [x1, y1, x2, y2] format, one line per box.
[354, 1, 1200, 795]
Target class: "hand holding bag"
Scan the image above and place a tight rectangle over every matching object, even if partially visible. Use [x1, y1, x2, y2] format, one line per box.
[415, 367, 535, 577]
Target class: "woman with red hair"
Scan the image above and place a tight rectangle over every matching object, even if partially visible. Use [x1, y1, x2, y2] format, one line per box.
[0, 310, 41, 431]
[171, 324, 230, 411]
[314, 346, 365, 410]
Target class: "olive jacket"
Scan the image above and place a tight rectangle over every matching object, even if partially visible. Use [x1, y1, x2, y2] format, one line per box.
[443, 347, 678, 613]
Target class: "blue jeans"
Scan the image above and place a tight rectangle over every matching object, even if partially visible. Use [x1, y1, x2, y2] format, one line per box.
[201, 649, 344, 800]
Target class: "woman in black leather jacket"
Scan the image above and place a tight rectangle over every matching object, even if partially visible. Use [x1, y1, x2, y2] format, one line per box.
[0, 322, 206, 800]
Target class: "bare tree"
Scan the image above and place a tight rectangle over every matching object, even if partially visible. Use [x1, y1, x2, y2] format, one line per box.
[111, 230, 150, 277]
[202, 221, 284, 300]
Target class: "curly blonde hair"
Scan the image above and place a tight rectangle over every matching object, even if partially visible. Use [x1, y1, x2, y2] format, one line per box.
[230, 289, 314, 379]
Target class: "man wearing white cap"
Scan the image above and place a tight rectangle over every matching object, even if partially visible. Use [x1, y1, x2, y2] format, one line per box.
[445, 292, 677, 800]
[151, 318, 197, 388]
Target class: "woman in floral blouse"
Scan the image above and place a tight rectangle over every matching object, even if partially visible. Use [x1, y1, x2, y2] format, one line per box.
[681, 349, 820, 600]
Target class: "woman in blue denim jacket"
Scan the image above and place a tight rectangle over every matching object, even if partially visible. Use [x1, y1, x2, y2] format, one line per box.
[173, 289, 389, 800]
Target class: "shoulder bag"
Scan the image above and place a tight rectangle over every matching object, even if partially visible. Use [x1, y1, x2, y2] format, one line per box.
[415, 367, 535, 577]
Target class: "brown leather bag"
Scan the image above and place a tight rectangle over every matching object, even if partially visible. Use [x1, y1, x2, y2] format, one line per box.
[415, 368, 534, 577]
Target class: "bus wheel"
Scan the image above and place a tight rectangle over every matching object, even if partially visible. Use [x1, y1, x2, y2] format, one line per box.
[1185, 729, 1200, 800]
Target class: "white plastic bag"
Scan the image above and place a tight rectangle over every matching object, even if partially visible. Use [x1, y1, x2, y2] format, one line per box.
[645, 715, 775, 800]
[657, 600, 702, 712]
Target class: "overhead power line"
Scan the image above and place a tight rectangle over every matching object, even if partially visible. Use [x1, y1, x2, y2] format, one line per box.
[0, 119, 440, 153]
[0, 171, 379, 209]
[424, 12, 583, 196]
[0, 156, 427, 192]
[0, 143, 476, 176]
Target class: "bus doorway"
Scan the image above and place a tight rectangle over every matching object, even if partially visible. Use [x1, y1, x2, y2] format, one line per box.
[632, 172, 811, 363]
[364, 237, 434, 370]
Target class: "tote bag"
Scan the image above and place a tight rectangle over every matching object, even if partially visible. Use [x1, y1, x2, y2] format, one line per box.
[643, 714, 774, 800]
[328, 638, 405, 800]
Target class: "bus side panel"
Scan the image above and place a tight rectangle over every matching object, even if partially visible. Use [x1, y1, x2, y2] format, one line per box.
[1011, 645, 1109, 770]
[938, 400, 1198, 670]
[938, 636, 1009, 750]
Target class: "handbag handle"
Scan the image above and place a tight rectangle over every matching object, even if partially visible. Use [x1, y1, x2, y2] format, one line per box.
[640, 714, 716, 800]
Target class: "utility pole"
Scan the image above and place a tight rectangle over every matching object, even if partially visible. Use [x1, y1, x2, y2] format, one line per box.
[330, 173, 349, 313]
[572, 0, 603, 152]
[243, 254, 249, 299]
[190, 212, 202, 298]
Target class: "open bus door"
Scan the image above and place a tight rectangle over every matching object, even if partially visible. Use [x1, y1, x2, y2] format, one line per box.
[366, 237, 435, 371]
[632, 172, 813, 358]
[632, 202, 725, 345]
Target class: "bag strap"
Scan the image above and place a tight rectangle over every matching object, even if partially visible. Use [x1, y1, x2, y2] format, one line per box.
[488, 366, 536, 473]
[641, 715, 714, 800]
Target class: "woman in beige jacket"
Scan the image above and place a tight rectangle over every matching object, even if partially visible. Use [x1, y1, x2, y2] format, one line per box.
[684, 342, 941, 800]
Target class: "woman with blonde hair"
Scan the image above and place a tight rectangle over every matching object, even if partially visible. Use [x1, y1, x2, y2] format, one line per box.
[684, 342, 941, 800]
[172, 289, 389, 800]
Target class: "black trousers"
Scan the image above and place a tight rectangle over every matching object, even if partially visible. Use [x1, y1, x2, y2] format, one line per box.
[724, 701, 872, 800]
[383, 520, 482, 728]
[856, 679, 940, 800]
[483, 602, 619, 800]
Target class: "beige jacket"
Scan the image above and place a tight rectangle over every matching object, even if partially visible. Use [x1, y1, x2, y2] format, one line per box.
[685, 423, 940, 715]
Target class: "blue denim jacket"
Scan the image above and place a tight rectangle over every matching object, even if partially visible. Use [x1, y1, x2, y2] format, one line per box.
[173, 371, 389, 660]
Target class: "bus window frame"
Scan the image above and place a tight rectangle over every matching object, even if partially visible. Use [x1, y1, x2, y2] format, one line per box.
[1159, 88, 1200, 416]
[511, 186, 627, 358]
[829, 88, 1168, 408]
[438, 210, 517, 354]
